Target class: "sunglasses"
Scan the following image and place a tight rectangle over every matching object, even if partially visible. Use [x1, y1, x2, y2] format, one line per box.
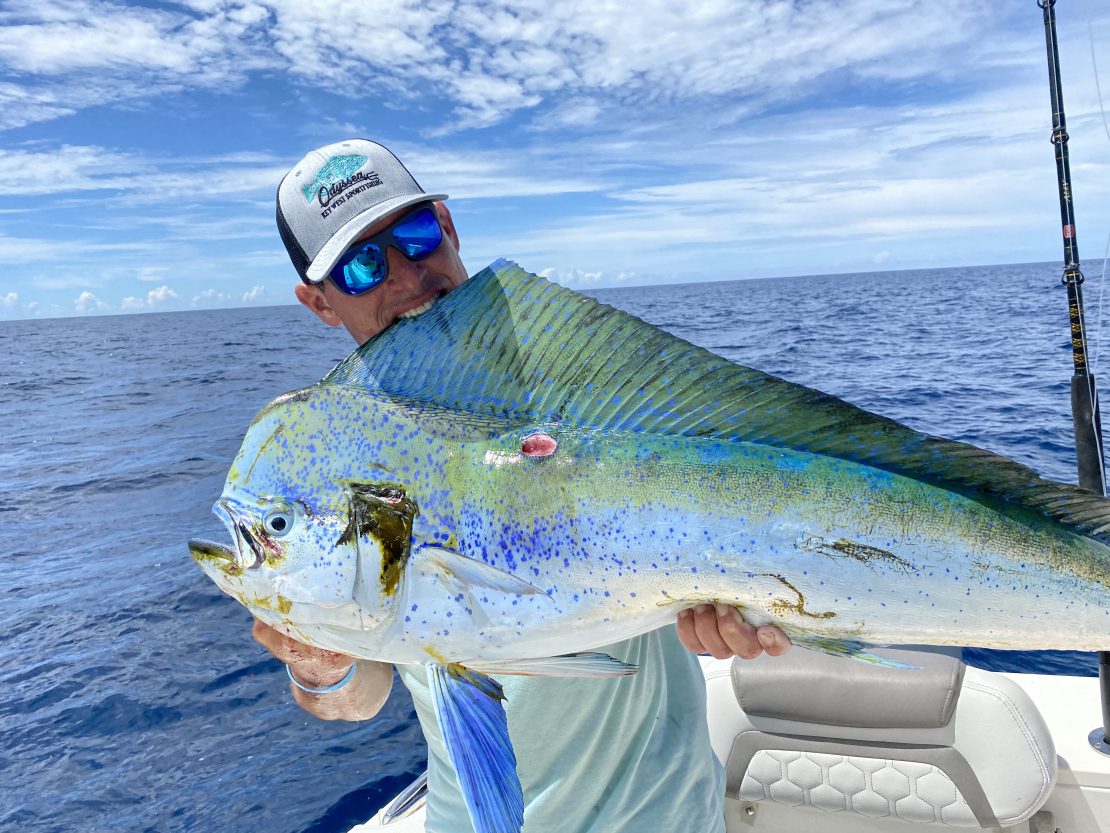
[326, 203, 443, 296]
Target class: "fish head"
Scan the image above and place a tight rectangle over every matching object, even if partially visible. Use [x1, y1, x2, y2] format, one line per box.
[188, 384, 441, 655]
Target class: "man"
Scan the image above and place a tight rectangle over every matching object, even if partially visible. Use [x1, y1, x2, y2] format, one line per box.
[257, 138, 791, 831]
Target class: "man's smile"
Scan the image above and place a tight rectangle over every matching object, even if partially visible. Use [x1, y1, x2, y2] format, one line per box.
[398, 296, 438, 319]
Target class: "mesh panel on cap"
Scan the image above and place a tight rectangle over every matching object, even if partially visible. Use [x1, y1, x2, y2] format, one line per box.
[276, 186, 312, 282]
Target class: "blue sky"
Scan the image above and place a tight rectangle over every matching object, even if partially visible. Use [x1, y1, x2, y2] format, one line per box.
[1, 0, 1109, 320]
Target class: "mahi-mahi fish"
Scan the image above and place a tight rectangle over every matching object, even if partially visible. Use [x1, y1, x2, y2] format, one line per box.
[189, 260, 1110, 833]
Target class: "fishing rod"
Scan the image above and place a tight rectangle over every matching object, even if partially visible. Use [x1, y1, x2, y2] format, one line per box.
[1036, 0, 1110, 754]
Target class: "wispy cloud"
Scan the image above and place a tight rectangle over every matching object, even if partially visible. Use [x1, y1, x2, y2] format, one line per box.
[0, 0, 1029, 134]
[0, 144, 287, 201]
[0, 0, 275, 101]
[1, 0, 1108, 320]
[0, 3, 205, 75]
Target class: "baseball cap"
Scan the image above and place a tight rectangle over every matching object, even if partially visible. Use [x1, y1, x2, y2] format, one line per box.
[276, 138, 448, 283]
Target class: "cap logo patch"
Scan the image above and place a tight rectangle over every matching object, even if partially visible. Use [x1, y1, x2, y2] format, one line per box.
[302, 154, 384, 216]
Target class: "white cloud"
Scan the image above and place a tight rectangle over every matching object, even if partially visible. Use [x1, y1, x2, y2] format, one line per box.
[0, 0, 1029, 135]
[538, 267, 634, 287]
[1, 0, 1108, 320]
[23, 0, 302, 118]
[191, 288, 223, 307]
[146, 285, 178, 305]
[529, 99, 602, 131]
[137, 267, 168, 282]
[74, 290, 109, 313]
[0, 233, 66, 261]
[0, 144, 287, 201]
[396, 144, 604, 200]
[191, 284, 271, 308]
[0, 81, 74, 130]
[0, 292, 41, 319]
[0, 0, 275, 86]
[0, 144, 139, 195]
[118, 285, 182, 310]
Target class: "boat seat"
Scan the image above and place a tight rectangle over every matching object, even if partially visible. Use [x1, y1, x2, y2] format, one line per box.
[704, 647, 1057, 830]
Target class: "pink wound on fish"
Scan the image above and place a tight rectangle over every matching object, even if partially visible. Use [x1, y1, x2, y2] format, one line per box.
[521, 433, 557, 457]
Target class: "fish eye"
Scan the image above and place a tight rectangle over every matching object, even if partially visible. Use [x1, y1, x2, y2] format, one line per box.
[263, 506, 295, 537]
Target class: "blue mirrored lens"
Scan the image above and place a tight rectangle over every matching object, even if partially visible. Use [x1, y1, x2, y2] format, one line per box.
[337, 243, 386, 294]
[391, 208, 442, 260]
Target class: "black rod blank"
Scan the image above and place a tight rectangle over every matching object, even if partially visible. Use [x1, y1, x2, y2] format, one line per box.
[1037, 0, 1110, 748]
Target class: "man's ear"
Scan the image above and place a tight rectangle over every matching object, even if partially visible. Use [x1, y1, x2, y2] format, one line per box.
[295, 283, 342, 328]
[434, 201, 460, 253]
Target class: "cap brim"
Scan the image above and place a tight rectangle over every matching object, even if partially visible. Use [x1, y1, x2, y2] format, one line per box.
[305, 192, 450, 282]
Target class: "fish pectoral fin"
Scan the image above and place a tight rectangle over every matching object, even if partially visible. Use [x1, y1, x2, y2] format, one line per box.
[429, 664, 523, 833]
[418, 545, 549, 598]
[791, 635, 919, 669]
[468, 652, 639, 678]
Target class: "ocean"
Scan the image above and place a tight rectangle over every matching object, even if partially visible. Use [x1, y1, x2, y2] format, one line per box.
[2, 260, 1106, 832]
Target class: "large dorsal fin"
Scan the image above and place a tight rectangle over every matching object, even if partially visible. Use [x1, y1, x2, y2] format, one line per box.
[326, 259, 1110, 542]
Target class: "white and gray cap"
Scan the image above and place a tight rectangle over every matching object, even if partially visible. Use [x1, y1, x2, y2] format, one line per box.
[276, 138, 448, 284]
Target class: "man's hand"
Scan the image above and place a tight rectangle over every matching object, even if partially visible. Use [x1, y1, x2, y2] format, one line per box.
[252, 619, 393, 720]
[676, 605, 791, 660]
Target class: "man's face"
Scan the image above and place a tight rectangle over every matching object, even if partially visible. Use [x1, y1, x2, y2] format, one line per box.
[295, 201, 468, 344]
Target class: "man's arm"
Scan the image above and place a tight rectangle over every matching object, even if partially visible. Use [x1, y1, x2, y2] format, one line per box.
[676, 605, 791, 659]
[252, 620, 393, 721]
[254, 606, 789, 722]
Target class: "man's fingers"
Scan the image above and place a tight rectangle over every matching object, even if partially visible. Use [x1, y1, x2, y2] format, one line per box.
[690, 604, 735, 660]
[676, 608, 707, 654]
[756, 624, 792, 656]
[676, 606, 793, 660]
[714, 605, 762, 659]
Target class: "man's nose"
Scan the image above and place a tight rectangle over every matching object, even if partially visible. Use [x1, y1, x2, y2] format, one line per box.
[386, 248, 428, 287]
[387, 249, 449, 294]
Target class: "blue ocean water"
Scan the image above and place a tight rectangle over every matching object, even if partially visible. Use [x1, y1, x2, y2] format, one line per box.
[2, 260, 1106, 832]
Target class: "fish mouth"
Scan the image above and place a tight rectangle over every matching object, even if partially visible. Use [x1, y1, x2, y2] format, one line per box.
[190, 499, 275, 573]
[188, 538, 242, 576]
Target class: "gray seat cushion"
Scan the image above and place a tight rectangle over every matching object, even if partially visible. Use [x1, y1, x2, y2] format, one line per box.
[704, 647, 1057, 829]
[732, 646, 965, 729]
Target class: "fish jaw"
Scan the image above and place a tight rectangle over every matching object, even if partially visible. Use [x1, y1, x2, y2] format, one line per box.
[187, 509, 400, 655]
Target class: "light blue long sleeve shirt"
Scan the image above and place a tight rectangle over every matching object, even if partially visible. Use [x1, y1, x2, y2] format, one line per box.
[398, 626, 725, 833]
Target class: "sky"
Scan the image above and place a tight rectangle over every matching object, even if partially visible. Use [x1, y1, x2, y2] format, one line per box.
[1, 0, 1109, 320]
